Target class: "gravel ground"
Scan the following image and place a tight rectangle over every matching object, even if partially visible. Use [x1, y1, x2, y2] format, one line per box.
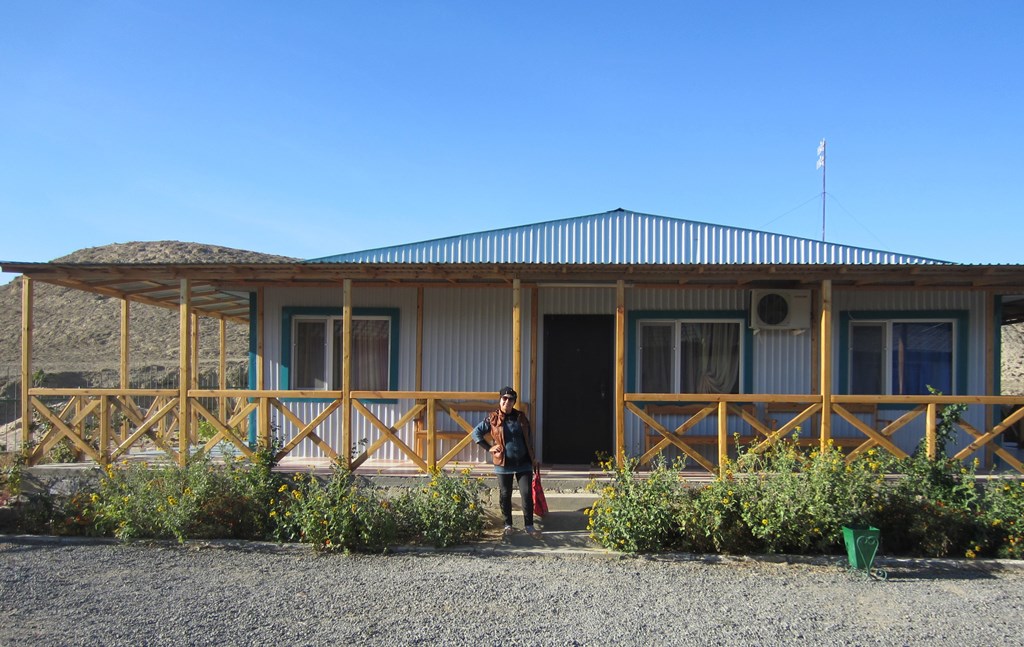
[2, 538, 1024, 647]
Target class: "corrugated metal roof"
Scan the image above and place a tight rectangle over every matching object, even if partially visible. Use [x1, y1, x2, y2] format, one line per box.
[308, 209, 949, 266]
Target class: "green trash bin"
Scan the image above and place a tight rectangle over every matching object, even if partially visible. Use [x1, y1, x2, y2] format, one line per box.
[842, 524, 884, 577]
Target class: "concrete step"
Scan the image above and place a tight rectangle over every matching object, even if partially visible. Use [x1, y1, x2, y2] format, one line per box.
[513, 491, 600, 511]
[495, 492, 600, 532]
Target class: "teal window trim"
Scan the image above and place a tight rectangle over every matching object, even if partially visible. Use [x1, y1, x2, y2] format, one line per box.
[626, 310, 753, 395]
[281, 306, 400, 403]
[838, 309, 968, 404]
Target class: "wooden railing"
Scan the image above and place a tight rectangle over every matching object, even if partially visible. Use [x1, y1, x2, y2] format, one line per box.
[626, 393, 1024, 475]
[21, 388, 1024, 475]
[21, 388, 507, 470]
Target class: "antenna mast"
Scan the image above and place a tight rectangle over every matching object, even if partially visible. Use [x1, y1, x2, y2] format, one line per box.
[817, 138, 826, 241]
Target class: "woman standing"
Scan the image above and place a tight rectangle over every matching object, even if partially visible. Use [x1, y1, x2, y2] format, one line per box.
[472, 386, 541, 538]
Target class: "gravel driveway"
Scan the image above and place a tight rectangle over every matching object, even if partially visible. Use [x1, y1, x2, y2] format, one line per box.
[2, 537, 1023, 646]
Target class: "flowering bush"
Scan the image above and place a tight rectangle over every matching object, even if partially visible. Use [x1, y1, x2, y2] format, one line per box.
[975, 479, 1024, 559]
[88, 453, 283, 543]
[404, 468, 486, 548]
[272, 466, 399, 553]
[584, 435, 1021, 558]
[586, 457, 687, 553]
[673, 439, 884, 555]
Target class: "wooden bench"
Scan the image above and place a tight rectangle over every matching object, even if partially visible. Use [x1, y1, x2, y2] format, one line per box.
[414, 401, 531, 458]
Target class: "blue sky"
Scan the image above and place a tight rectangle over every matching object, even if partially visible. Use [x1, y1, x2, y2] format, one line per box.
[2, 2, 1022, 284]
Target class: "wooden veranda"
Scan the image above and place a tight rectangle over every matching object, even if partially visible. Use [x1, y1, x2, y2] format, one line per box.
[5, 259, 1024, 475]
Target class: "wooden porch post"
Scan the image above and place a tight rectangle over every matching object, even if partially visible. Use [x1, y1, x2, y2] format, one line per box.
[984, 293, 996, 468]
[718, 400, 728, 476]
[120, 300, 130, 442]
[415, 287, 424, 392]
[256, 288, 265, 390]
[615, 280, 626, 467]
[819, 279, 832, 451]
[530, 287, 539, 421]
[512, 278, 522, 395]
[178, 279, 192, 466]
[341, 279, 352, 468]
[256, 287, 268, 449]
[190, 311, 200, 444]
[20, 276, 32, 450]
[218, 317, 227, 420]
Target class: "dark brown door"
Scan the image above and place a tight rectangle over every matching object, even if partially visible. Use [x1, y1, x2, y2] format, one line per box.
[542, 315, 614, 464]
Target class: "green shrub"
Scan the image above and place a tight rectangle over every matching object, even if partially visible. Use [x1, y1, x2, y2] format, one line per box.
[975, 479, 1024, 559]
[270, 466, 399, 553]
[675, 439, 884, 555]
[872, 451, 981, 557]
[587, 457, 687, 553]
[405, 468, 485, 548]
[89, 454, 284, 543]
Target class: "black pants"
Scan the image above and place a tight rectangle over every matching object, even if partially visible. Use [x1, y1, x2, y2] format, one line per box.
[498, 471, 533, 528]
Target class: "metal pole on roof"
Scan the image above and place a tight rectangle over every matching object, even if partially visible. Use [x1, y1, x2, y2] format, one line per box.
[817, 138, 827, 241]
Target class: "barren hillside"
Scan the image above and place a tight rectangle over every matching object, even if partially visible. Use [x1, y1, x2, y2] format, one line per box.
[0, 242, 296, 405]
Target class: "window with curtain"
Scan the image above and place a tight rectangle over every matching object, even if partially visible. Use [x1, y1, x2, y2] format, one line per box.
[292, 316, 392, 390]
[638, 320, 742, 394]
[849, 320, 954, 395]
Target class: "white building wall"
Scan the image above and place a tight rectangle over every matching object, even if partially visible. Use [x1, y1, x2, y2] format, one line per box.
[255, 284, 992, 464]
[260, 285, 532, 461]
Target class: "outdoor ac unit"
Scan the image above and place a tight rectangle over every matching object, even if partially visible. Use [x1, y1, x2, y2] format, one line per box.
[750, 289, 811, 330]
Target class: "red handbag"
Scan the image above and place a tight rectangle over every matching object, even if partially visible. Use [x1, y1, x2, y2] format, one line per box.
[532, 470, 549, 517]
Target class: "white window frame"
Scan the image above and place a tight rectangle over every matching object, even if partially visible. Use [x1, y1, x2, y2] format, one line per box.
[636, 318, 745, 394]
[291, 315, 393, 391]
[847, 318, 958, 396]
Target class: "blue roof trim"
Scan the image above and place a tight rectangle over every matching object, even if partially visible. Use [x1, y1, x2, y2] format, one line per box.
[307, 208, 950, 266]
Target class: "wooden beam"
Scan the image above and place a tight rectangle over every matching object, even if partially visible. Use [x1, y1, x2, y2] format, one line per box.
[819, 279, 832, 451]
[415, 287, 424, 391]
[341, 279, 352, 468]
[810, 286, 819, 397]
[256, 288, 265, 390]
[256, 287, 267, 449]
[21, 276, 32, 450]
[985, 293, 995, 468]
[120, 300, 130, 390]
[218, 317, 227, 421]
[926, 402, 937, 460]
[120, 300, 130, 442]
[530, 286, 538, 428]
[615, 280, 626, 467]
[512, 278, 521, 396]
[717, 400, 728, 476]
[178, 279, 191, 466]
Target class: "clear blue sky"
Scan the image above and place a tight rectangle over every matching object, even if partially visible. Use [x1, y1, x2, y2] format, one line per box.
[2, 2, 1022, 285]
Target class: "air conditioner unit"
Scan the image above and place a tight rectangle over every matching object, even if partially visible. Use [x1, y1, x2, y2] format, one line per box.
[750, 289, 811, 330]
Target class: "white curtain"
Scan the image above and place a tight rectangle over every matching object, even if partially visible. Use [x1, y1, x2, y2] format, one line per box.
[680, 323, 739, 394]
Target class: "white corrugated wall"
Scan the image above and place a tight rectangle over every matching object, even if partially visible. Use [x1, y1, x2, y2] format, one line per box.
[257, 283, 991, 464]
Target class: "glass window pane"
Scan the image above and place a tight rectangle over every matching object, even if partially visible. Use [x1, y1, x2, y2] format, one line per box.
[639, 324, 673, 393]
[294, 321, 327, 389]
[892, 322, 952, 395]
[850, 324, 885, 394]
[334, 319, 391, 391]
[679, 322, 739, 394]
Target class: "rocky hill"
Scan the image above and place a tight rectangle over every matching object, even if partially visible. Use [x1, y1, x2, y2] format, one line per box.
[0, 242, 296, 420]
[1, 242, 1022, 425]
